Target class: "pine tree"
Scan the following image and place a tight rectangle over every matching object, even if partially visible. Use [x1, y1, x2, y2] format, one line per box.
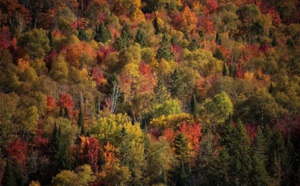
[153, 16, 159, 34]
[222, 62, 228, 76]
[156, 34, 174, 61]
[135, 29, 146, 47]
[2, 160, 16, 186]
[216, 32, 221, 45]
[154, 78, 168, 104]
[188, 39, 199, 51]
[78, 29, 89, 41]
[78, 109, 85, 135]
[214, 48, 225, 61]
[174, 133, 191, 185]
[190, 94, 198, 116]
[249, 127, 269, 185]
[169, 69, 185, 99]
[94, 22, 111, 43]
[48, 30, 53, 48]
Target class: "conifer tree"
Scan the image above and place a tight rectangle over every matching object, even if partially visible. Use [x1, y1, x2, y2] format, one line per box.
[250, 127, 269, 185]
[135, 29, 146, 47]
[154, 78, 168, 104]
[94, 22, 111, 43]
[78, 29, 89, 41]
[156, 34, 174, 61]
[2, 160, 16, 186]
[153, 16, 159, 34]
[169, 69, 185, 99]
[188, 39, 199, 51]
[78, 109, 85, 136]
[48, 30, 53, 48]
[222, 62, 228, 76]
[190, 94, 198, 116]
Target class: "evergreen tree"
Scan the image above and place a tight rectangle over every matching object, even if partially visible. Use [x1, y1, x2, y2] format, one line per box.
[78, 109, 85, 135]
[78, 29, 89, 41]
[190, 94, 198, 116]
[2, 160, 16, 186]
[222, 62, 228, 76]
[153, 16, 159, 34]
[135, 29, 146, 47]
[188, 39, 199, 51]
[94, 22, 111, 43]
[249, 127, 269, 185]
[120, 23, 131, 40]
[216, 32, 221, 45]
[48, 30, 53, 48]
[174, 133, 191, 185]
[156, 34, 174, 61]
[214, 48, 225, 61]
[154, 78, 168, 104]
[169, 69, 185, 99]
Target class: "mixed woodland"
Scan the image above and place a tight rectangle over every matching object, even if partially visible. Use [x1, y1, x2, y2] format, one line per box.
[0, 0, 300, 185]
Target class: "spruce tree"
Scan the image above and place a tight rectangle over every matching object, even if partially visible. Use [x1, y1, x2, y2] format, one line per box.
[169, 69, 185, 99]
[78, 109, 85, 136]
[94, 22, 111, 43]
[156, 34, 174, 61]
[222, 62, 228, 76]
[188, 39, 199, 51]
[2, 160, 16, 186]
[153, 16, 159, 34]
[48, 30, 53, 48]
[190, 94, 198, 116]
[154, 78, 168, 104]
[250, 127, 269, 185]
[135, 29, 146, 47]
[78, 29, 89, 41]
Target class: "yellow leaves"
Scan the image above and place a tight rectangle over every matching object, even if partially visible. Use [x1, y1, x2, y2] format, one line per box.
[150, 113, 193, 131]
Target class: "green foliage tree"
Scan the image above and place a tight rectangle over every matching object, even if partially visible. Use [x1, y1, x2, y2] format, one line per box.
[94, 22, 111, 43]
[18, 29, 50, 59]
[169, 69, 186, 99]
[2, 160, 16, 186]
[135, 28, 146, 47]
[156, 34, 174, 61]
[154, 78, 169, 104]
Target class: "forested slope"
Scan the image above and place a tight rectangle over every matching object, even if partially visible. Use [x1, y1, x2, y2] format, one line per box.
[0, 0, 300, 185]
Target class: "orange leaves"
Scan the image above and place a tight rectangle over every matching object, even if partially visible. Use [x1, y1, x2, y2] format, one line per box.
[62, 42, 96, 68]
[102, 142, 118, 165]
[162, 120, 202, 159]
[171, 6, 197, 33]
[17, 57, 30, 71]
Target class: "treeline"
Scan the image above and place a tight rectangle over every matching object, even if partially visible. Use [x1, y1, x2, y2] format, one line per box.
[0, 0, 299, 185]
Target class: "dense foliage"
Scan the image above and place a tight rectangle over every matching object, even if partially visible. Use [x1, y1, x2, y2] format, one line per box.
[0, 0, 300, 185]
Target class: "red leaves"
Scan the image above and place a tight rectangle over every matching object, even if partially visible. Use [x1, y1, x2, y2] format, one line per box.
[0, 27, 12, 49]
[92, 67, 105, 86]
[47, 95, 56, 112]
[7, 138, 28, 167]
[97, 45, 115, 63]
[205, 0, 218, 14]
[79, 137, 99, 172]
[138, 62, 157, 94]
[57, 93, 74, 115]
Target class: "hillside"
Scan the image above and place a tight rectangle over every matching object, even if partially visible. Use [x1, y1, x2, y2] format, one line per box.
[0, 0, 300, 185]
